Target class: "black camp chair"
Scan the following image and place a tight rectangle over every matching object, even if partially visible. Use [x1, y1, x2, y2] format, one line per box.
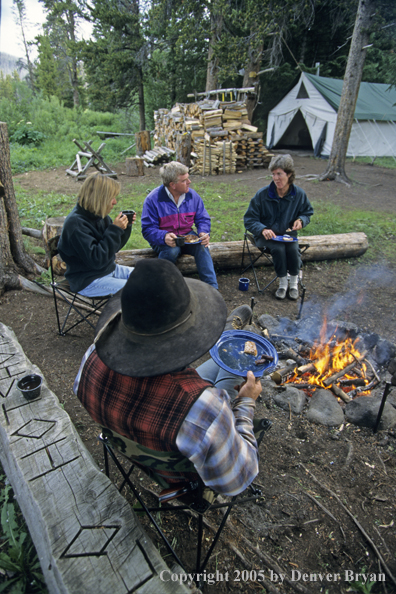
[49, 236, 110, 336]
[241, 230, 310, 300]
[98, 419, 271, 577]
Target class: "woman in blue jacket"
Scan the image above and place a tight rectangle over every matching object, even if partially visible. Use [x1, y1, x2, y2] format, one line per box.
[244, 154, 313, 300]
[58, 172, 136, 297]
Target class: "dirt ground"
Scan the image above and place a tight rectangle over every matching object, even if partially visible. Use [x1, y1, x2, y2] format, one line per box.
[2, 154, 396, 593]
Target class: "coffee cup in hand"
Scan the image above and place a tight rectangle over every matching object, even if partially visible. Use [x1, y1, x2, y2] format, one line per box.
[122, 210, 135, 226]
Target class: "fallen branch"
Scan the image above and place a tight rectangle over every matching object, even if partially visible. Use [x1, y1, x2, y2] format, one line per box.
[21, 226, 42, 239]
[300, 464, 396, 587]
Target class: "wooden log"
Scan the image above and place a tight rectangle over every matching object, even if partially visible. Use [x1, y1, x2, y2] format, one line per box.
[0, 324, 189, 594]
[175, 133, 192, 167]
[116, 233, 369, 274]
[125, 157, 145, 176]
[42, 216, 67, 274]
[135, 130, 151, 156]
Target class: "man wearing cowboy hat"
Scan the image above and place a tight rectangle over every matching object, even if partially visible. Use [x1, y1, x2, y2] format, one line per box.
[74, 259, 262, 496]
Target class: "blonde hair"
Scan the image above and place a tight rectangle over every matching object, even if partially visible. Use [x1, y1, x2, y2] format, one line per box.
[160, 162, 189, 187]
[78, 173, 121, 218]
[269, 154, 296, 185]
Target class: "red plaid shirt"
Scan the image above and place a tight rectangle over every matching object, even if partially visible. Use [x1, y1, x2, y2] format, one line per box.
[76, 348, 212, 451]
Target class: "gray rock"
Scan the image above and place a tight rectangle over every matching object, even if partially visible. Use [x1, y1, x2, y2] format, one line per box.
[387, 358, 396, 375]
[373, 339, 396, 366]
[363, 332, 380, 350]
[261, 381, 283, 401]
[328, 320, 360, 340]
[258, 314, 280, 334]
[345, 396, 396, 430]
[306, 389, 345, 426]
[273, 387, 306, 414]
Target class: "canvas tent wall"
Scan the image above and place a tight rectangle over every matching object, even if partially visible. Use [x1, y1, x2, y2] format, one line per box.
[266, 73, 396, 159]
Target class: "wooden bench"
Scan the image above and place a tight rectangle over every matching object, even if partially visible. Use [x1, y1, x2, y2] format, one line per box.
[0, 323, 190, 594]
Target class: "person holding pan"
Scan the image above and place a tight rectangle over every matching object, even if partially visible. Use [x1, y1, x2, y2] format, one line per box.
[244, 154, 314, 300]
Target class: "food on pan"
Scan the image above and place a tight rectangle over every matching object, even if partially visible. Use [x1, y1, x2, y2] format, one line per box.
[184, 234, 199, 243]
[255, 354, 275, 365]
[283, 235, 293, 241]
[244, 341, 257, 356]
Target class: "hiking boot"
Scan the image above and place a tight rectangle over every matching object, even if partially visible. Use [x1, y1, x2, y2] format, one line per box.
[289, 288, 299, 300]
[275, 288, 286, 300]
[224, 304, 253, 331]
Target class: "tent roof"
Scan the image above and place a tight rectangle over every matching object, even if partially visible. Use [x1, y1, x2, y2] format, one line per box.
[304, 73, 396, 121]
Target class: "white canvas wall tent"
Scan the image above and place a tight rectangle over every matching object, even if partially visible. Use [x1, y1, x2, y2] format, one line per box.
[266, 72, 396, 160]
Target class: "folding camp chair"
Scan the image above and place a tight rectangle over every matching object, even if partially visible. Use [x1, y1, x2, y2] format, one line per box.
[49, 236, 111, 336]
[98, 419, 271, 577]
[241, 230, 310, 298]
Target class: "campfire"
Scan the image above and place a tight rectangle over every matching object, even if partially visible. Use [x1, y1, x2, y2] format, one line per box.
[270, 319, 380, 403]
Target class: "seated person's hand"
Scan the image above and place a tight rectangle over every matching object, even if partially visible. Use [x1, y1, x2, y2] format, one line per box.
[113, 212, 129, 230]
[262, 228, 276, 240]
[292, 219, 302, 231]
[165, 232, 177, 247]
[199, 232, 210, 247]
[235, 370, 262, 401]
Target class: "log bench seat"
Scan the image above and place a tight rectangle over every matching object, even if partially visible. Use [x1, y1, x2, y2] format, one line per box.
[115, 232, 369, 275]
[0, 323, 189, 594]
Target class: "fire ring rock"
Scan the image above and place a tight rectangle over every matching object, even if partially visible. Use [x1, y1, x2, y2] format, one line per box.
[306, 389, 345, 426]
[345, 396, 396, 430]
[273, 387, 306, 414]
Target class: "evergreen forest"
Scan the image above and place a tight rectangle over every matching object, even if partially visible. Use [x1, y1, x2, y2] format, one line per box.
[1, 0, 395, 173]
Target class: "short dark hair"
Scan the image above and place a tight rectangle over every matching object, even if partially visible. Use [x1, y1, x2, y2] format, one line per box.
[269, 154, 295, 185]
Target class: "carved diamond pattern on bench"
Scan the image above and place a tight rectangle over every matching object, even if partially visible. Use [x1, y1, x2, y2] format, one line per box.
[60, 525, 121, 558]
[11, 418, 57, 439]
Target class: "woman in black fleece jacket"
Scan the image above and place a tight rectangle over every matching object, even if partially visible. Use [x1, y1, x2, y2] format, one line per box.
[58, 172, 135, 296]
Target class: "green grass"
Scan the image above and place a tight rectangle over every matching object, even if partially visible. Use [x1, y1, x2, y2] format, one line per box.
[10, 136, 137, 174]
[15, 182, 396, 263]
[350, 156, 396, 169]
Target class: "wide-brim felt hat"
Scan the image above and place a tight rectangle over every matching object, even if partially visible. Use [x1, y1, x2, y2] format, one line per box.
[94, 258, 227, 377]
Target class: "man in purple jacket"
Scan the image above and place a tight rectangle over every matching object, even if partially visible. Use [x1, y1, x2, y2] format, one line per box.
[141, 162, 218, 288]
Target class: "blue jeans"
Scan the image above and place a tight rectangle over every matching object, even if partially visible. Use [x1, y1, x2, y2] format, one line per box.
[154, 240, 218, 289]
[79, 264, 134, 297]
[196, 358, 241, 400]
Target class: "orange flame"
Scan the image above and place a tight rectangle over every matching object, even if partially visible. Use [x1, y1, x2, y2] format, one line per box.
[287, 318, 369, 393]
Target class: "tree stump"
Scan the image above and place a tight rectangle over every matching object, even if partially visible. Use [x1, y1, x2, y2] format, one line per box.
[176, 132, 191, 167]
[135, 131, 151, 156]
[42, 216, 67, 275]
[125, 157, 145, 176]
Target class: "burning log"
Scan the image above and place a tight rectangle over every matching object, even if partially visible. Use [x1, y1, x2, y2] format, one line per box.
[339, 378, 367, 387]
[270, 363, 297, 385]
[330, 384, 351, 403]
[323, 351, 367, 387]
[279, 348, 306, 366]
[347, 378, 380, 399]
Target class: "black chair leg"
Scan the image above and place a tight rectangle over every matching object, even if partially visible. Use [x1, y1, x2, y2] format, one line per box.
[198, 496, 237, 574]
[99, 437, 186, 571]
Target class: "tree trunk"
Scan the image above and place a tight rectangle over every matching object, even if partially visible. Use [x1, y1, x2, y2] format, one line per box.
[320, 0, 374, 184]
[206, 7, 222, 92]
[137, 66, 146, 131]
[135, 131, 151, 156]
[243, 35, 263, 123]
[0, 122, 38, 294]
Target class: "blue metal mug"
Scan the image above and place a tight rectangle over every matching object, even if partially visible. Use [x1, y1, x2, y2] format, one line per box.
[239, 277, 250, 291]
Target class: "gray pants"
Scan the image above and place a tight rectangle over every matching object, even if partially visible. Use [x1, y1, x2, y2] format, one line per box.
[196, 358, 241, 400]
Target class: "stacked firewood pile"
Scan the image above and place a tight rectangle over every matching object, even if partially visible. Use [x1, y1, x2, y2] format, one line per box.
[153, 100, 274, 175]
